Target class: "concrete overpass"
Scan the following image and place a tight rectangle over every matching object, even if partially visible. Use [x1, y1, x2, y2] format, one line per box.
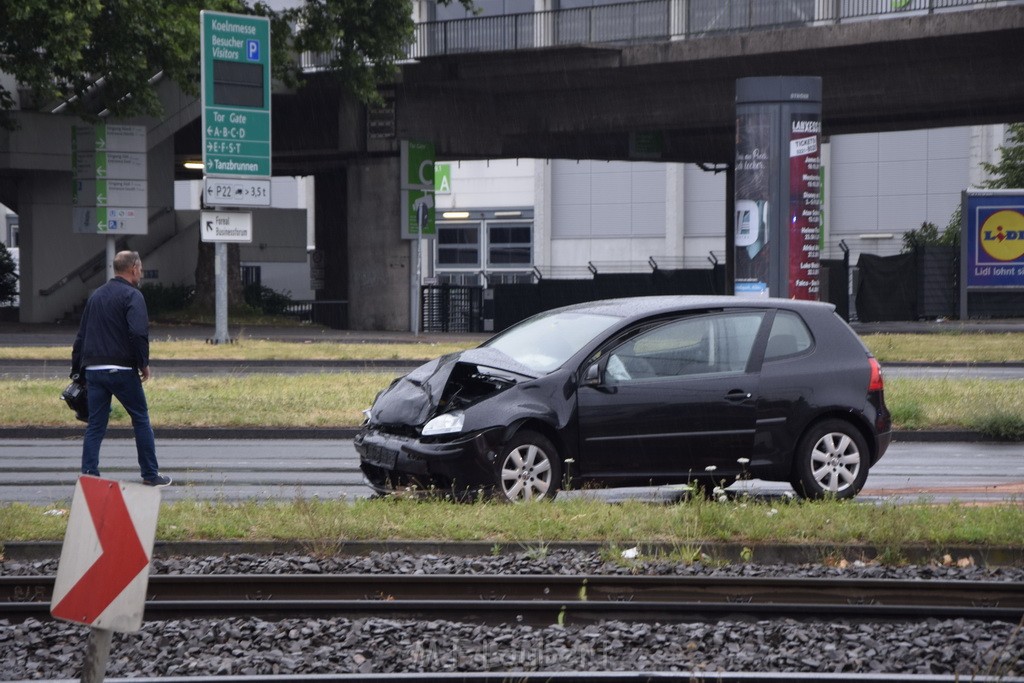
[395, 3, 1024, 165]
[3, 0, 1024, 327]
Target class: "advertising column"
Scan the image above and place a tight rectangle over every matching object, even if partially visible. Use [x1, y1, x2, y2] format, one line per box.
[735, 77, 822, 299]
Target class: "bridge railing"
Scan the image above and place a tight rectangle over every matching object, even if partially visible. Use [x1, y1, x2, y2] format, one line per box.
[401, 0, 1017, 60]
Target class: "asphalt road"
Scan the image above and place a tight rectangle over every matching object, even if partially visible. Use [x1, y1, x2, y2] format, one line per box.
[2, 437, 1021, 506]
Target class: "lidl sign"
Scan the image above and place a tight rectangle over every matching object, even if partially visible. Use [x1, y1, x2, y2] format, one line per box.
[964, 190, 1024, 288]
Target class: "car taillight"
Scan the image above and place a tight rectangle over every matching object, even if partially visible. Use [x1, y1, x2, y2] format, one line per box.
[868, 357, 884, 392]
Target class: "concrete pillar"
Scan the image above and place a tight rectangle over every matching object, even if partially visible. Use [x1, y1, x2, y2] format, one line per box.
[535, 0, 556, 48]
[665, 163, 685, 261]
[347, 157, 410, 331]
[533, 159, 552, 271]
[669, 0, 688, 39]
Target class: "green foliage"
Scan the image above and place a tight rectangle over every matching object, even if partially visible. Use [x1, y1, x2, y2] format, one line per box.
[969, 411, 1024, 441]
[981, 122, 1024, 189]
[140, 282, 195, 317]
[244, 283, 293, 315]
[901, 220, 959, 253]
[0, 242, 17, 305]
[0, 0, 237, 128]
[0, 0, 476, 128]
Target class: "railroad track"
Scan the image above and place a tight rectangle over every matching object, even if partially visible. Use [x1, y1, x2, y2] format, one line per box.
[4, 573, 1023, 624]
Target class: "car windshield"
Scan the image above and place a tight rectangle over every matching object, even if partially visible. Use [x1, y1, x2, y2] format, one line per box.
[483, 310, 621, 373]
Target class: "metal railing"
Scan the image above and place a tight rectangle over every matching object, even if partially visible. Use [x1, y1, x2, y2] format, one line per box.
[395, 0, 1018, 60]
[282, 300, 348, 329]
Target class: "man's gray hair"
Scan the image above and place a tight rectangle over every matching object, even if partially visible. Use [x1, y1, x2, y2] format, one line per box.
[113, 250, 141, 274]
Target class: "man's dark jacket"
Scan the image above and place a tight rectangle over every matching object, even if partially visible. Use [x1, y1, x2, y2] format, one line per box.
[72, 276, 150, 374]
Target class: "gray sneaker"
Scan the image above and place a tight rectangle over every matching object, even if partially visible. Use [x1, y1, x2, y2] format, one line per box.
[143, 474, 172, 487]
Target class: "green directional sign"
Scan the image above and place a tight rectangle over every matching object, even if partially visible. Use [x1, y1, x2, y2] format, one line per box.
[201, 11, 271, 180]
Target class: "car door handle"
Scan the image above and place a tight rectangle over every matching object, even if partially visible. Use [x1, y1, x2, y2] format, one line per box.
[725, 390, 752, 401]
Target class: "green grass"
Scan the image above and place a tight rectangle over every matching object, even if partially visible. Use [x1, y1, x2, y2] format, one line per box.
[0, 339, 473, 361]
[0, 373, 394, 428]
[3, 374, 1021, 432]
[862, 332, 1024, 363]
[2, 497, 1021, 550]
[0, 331, 1019, 363]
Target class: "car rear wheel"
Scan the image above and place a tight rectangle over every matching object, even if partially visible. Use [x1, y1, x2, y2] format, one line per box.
[497, 430, 561, 502]
[791, 419, 869, 500]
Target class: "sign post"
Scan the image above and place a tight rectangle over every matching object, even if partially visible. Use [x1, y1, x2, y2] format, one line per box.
[201, 10, 271, 343]
[50, 476, 161, 682]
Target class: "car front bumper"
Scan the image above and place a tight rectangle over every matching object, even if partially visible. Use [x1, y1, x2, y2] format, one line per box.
[355, 426, 504, 495]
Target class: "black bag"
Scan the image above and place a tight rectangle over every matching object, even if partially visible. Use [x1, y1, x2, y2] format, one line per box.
[61, 375, 89, 422]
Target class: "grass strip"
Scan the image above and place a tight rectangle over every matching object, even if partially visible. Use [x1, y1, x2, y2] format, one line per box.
[2, 497, 1021, 551]
[2, 375, 1022, 432]
[1, 332, 1023, 363]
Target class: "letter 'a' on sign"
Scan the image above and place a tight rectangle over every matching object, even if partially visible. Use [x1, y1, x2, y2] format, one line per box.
[50, 476, 161, 633]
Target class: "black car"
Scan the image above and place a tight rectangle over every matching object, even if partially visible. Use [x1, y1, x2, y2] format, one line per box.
[356, 296, 891, 502]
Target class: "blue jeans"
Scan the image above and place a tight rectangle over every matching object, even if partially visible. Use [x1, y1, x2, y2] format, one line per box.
[81, 368, 159, 480]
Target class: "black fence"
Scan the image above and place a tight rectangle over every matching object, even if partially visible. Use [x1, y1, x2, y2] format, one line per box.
[481, 266, 727, 332]
[421, 285, 484, 333]
[282, 300, 348, 329]
[854, 247, 960, 322]
[419, 261, 873, 334]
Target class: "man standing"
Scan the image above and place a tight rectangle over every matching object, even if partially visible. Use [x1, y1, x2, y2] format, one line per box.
[72, 250, 170, 487]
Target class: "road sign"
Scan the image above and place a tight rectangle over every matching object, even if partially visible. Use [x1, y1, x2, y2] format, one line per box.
[201, 11, 271, 180]
[201, 210, 253, 243]
[50, 476, 160, 632]
[205, 177, 271, 207]
[71, 124, 148, 234]
[401, 140, 436, 238]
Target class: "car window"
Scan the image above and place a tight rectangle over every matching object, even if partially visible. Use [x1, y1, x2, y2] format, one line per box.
[484, 310, 621, 373]
[764, 310, 814, 360]
[605, 311, 764, 383]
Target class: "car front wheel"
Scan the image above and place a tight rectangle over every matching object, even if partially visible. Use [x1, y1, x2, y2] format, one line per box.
[497, 430, 561, 502]
[791, 419, 869, 500]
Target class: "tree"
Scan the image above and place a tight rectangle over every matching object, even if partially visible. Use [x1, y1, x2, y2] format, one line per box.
[1, 0, 472, 314]
[980, 122, 1024, 189]
[0, 242, 18, 306]
[0, 0, 474, 128]
[901, 220, 959, 253]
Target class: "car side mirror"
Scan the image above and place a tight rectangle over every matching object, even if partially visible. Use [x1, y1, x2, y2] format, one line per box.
[582, 361, 604, 387]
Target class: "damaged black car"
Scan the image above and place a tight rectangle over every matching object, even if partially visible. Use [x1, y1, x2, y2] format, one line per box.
[355, 296, 891, 502]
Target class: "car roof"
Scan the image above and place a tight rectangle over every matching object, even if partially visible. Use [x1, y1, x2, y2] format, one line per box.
[549, 295, 836, 320]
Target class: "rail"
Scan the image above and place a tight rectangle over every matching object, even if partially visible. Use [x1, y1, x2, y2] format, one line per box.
[4, 573, 1022, 624]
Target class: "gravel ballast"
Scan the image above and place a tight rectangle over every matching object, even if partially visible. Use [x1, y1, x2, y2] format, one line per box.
[2, 549, 1022, 679]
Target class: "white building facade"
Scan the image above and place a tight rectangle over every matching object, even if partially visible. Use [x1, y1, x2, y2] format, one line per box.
[427, 125, 1006, 288]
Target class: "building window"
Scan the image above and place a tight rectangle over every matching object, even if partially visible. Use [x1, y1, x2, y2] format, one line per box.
[488, 222, 532, 266]
[437, 222, 481, 266]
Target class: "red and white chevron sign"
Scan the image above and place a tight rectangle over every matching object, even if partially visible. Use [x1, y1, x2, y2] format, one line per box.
[50, 476, 161, 632]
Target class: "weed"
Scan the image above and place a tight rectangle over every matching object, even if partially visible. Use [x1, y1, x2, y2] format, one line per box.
[970, 410, 1024, 441]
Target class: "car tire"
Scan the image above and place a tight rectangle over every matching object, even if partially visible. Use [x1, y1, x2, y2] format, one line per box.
[791, 419, 869, 500]
[496, 430, 562, 502]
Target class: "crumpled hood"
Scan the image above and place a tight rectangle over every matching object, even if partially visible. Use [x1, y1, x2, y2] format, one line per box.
[369, 347, 537, 427]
